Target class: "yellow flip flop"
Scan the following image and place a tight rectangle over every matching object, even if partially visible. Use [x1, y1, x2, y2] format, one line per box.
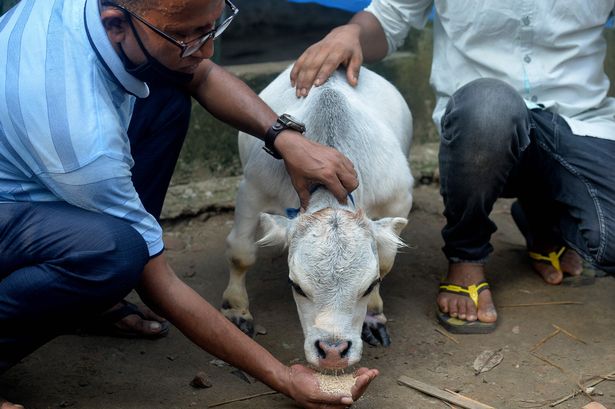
[436, 281, 497, 334]
[529, 246, 596, 287]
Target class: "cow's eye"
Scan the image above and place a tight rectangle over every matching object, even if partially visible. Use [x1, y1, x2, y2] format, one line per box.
[362, 278, 381, 297]
[288, 278, 307, 297]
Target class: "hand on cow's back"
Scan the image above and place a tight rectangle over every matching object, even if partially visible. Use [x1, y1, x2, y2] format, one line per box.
[276, 131, 358, 210]
[290, 24, 363, 98]
[285, 364, 379, 408]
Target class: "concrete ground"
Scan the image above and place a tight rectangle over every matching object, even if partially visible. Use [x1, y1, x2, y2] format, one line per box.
[2, 184, 614, 409]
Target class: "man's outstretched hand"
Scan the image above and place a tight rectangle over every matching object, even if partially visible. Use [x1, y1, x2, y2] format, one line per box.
[285, 364, 379, 408]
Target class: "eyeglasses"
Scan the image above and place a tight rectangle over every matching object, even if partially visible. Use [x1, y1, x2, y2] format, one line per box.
[103, 0, 238, 58]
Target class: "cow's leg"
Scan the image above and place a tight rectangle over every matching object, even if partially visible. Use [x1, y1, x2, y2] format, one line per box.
[361, 246, 400, 347]
[362, 194, 412, 347]
[362, 287, 390, 347]
[221, 180, 264, 337]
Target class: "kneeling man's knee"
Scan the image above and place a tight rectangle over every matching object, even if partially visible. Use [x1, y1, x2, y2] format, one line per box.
[444, 78, 528, 141]
[89, 218, 149, 291]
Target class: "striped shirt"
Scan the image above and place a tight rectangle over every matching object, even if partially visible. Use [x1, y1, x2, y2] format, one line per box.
[0, 0, 164, 256]
[366, 0, 615, 141]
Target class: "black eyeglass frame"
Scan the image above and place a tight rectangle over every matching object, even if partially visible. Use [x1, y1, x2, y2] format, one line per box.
[102, 0, 238, 58]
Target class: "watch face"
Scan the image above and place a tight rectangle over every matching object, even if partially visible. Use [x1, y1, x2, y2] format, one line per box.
[279, 114, 306, 132]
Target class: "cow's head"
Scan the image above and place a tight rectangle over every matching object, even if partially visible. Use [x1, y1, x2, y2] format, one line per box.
[257, 208, 406, 369]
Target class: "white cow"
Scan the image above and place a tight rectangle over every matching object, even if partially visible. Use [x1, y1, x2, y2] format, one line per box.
[222, 65, 413, 369]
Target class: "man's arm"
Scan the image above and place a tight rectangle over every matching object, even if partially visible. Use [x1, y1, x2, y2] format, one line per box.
[138, 254, 379, 408]
[290, 11, 388, 97]
[186, 60, 358, 210]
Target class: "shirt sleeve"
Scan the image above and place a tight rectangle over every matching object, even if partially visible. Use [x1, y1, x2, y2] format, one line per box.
[37, 154, 164, 257]
[365, 0, 434, 55]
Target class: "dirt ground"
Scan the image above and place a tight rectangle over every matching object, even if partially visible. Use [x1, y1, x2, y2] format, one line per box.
[2, 184, 614, 409]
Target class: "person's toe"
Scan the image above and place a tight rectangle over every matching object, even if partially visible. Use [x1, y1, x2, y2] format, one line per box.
[448, 298, 459, 318]
[457, 300, 468, 320]
[561, 249, 583, 276]
[139, 305, 167, 324]
[436, 294, 449, 314]
[117, 314, 165, 337]
[534, 263, 563, 284]
[465, 299, 478, 322]
[476, 291, 497, 323]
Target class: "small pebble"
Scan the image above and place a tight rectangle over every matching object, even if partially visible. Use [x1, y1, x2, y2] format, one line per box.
[255, 324, 267, 335]
[190, 371, 212, 389]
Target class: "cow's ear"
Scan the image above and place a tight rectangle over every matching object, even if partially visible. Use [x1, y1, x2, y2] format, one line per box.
[257, 213, 291, 247]
[372, 217, 408, 250]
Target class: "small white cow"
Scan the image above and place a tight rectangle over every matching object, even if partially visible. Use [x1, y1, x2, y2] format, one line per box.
[222, 65, 413, 369]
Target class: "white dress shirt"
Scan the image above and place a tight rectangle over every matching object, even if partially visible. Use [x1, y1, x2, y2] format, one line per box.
[365, 0, 615, 140]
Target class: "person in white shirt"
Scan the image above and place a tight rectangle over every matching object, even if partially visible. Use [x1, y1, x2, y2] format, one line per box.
[290, 0, 615, 335]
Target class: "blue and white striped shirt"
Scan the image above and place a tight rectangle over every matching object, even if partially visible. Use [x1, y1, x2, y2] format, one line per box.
[0, 0, 164, 256]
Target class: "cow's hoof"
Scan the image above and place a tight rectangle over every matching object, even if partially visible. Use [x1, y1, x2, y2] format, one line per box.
[231, 316, 255, 338]
[362, 313, 391, 347]
[221, 303, 255, 337]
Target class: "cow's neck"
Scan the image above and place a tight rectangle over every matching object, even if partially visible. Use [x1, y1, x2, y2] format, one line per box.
[304, 187, 356, 215]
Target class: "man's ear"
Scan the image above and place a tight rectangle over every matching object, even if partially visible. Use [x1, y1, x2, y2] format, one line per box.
[100, 7, 129, 43]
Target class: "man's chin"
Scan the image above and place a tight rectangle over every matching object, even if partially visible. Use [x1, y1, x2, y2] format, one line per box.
[180, 63, 201, 73]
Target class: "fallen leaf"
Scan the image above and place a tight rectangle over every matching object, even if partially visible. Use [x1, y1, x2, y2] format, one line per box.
[209, 358, 229, 367]
[473, 349, 503, 375]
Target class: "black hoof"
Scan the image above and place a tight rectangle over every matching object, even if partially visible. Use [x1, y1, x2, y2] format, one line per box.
[221, 302, 255, 338]
[361, 322, 391, 347]
[230, 315, 255, 338]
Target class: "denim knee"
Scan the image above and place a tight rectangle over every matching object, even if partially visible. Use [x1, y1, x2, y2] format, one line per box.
[97, 220, 149, 286]
[68, 217, 149, 295]
[441, 78, 530, 164]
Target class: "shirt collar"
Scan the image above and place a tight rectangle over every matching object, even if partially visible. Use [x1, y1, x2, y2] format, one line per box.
[84, 0, 149, 98]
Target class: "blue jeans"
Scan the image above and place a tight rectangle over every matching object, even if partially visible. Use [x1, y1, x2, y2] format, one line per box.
[0, 85, 191, 372]
[439, 78, 615, 275]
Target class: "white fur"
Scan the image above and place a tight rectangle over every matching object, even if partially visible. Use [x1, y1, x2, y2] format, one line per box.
[223, 66, 413, 368]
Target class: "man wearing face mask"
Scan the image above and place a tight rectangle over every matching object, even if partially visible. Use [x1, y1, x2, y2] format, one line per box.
[0, 1, 377, 408]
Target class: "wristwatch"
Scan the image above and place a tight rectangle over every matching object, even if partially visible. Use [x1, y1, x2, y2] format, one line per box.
[263, 114, 306, 159]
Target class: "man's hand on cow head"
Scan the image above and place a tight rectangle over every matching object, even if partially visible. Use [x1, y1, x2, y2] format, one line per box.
[275, 130, 358, 210]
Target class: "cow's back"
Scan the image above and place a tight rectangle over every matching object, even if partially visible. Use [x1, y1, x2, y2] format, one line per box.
[239, 66, 413, 214]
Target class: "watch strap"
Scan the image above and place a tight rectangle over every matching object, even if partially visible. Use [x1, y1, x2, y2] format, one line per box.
[263, 121, 286, 159]
[263, 115, 306, 159]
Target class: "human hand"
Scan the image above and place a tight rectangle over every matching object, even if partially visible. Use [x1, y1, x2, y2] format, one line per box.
[290, 24, 363, 98]
[285, 364, 379, 408]
[275, 130, 358, 210]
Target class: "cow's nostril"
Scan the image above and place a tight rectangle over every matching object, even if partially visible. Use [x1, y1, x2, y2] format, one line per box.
[315, 341, 326, 359]
[340, 341, 352, 358]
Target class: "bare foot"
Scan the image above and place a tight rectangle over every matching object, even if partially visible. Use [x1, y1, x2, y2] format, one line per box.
[1, 399, 25, 409]
[437, 263, 498, 323]
[531, 247, 583, 285]
[104, 300, 169, 338]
